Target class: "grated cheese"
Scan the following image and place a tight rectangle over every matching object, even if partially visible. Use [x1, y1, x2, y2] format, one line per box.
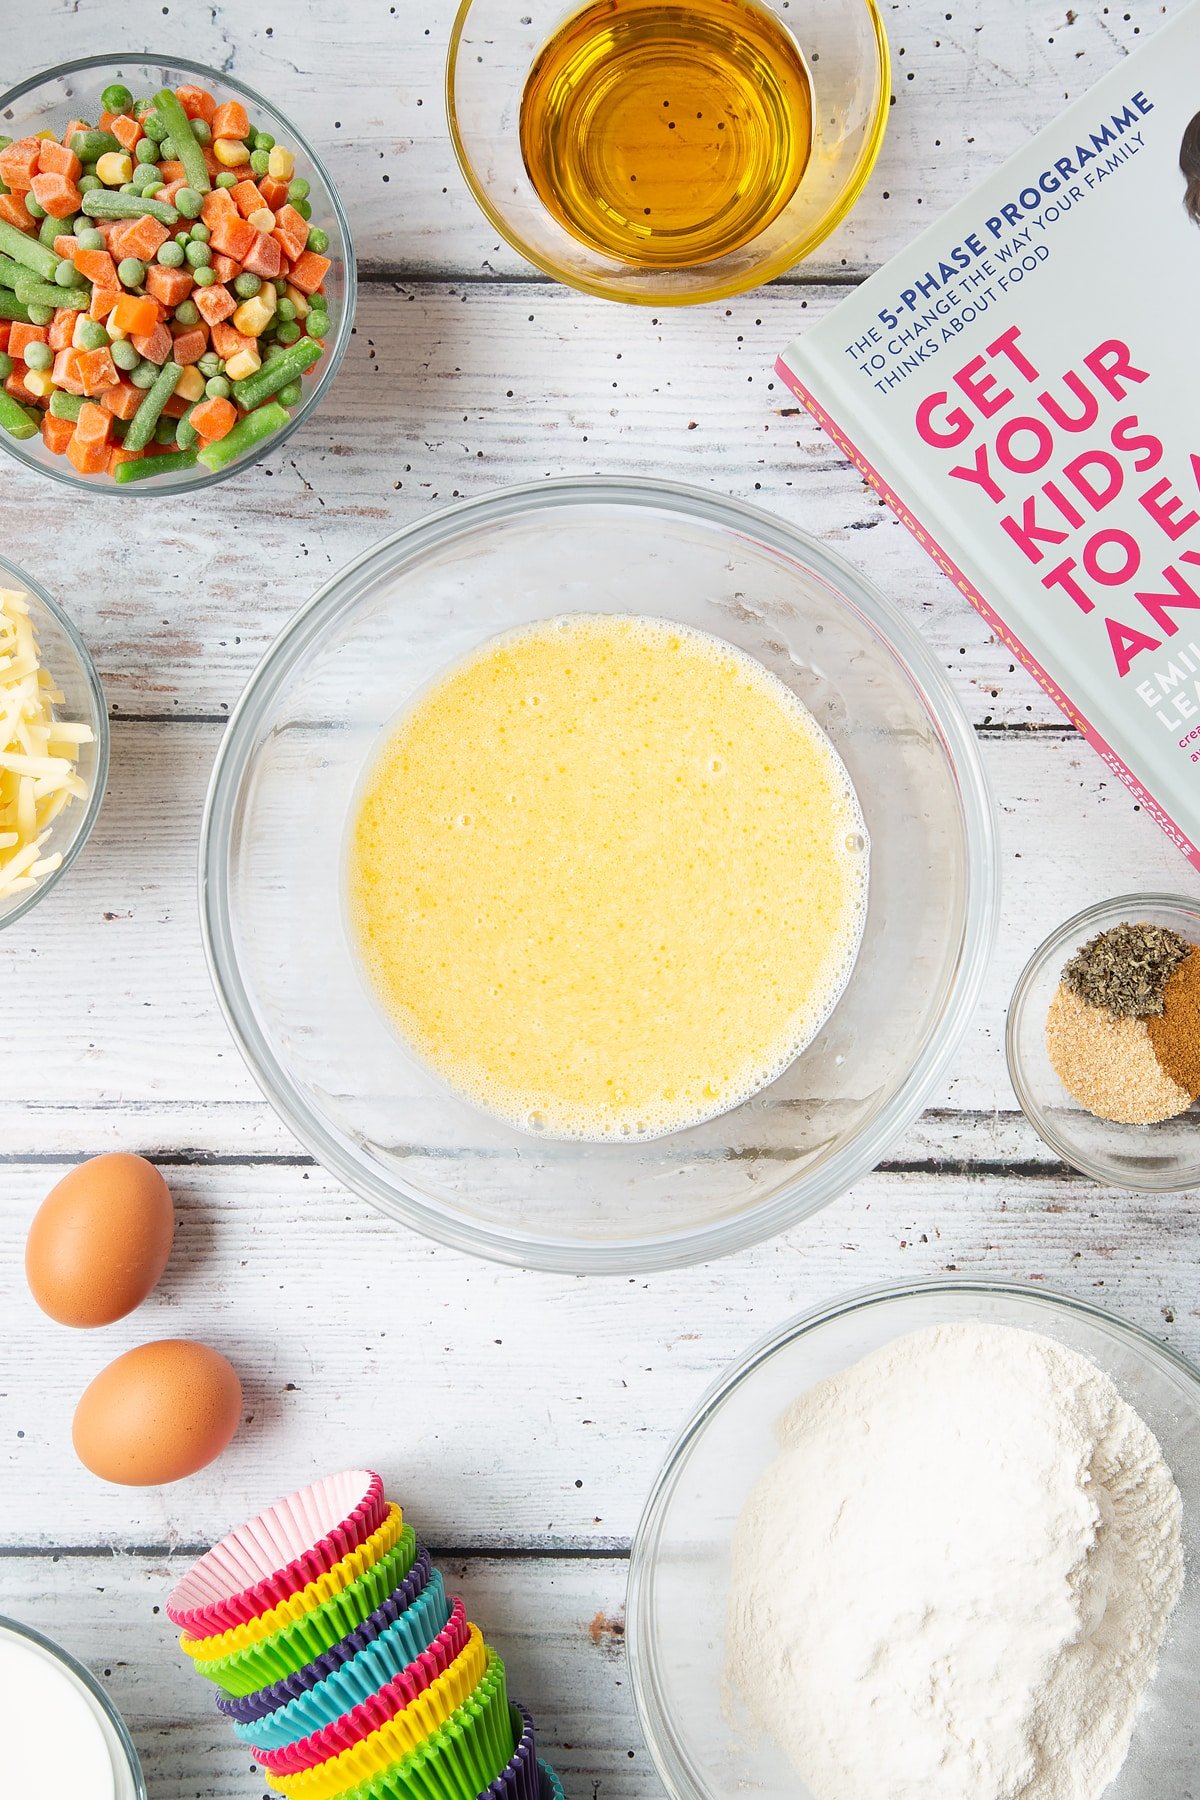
[0, 588, 95, 904]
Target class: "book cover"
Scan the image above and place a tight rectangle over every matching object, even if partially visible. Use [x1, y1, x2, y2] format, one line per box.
[777, 0, 1200, 868]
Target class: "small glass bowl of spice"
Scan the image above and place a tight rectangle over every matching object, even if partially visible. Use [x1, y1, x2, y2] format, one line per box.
[1008, 894, 1200, 1191]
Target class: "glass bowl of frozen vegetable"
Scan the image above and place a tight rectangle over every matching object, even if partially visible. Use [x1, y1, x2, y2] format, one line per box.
[0, 55, 354, 493]
[0, 554, 108, 930]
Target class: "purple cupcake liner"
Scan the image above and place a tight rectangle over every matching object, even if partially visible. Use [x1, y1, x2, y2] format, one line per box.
[217, 1548, 435, 1725]
[539, 1761, 565, 1800]
[483, 1706, 540, 1800]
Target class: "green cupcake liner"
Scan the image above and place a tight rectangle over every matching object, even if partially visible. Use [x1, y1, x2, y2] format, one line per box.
[338, 1651, 513, 1800]
[195, 1528, 418, 1697]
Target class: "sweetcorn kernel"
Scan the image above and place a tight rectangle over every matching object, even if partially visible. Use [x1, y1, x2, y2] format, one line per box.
[95, 151, 133, 186]
[173, 365, 206, 401]
[247, 208, 275, 234]
[223, 346, 261, 381]
[232, 293, 276, 338]
[267, 146, 295, 181]
[23, 369, 55, 398]
[283, 282, 310, 319]
[213, 137, 248, 168]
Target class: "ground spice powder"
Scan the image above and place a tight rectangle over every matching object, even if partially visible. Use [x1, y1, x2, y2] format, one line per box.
[1146, 949, 1200, 1101]
[1045, 984, 1192, 1125]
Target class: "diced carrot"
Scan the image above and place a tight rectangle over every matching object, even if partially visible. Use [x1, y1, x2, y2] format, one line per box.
[109, 215, 170, 263]
[65, 431, 109, 475]
[175, 84, 217, 124]
[89, 285, 121, 321]
[53, 234, 78, 259]
[107, 444, 143, 475]
[170, 326, 208, 365]
[48, 309, 77, 351]
[51, 347, 84, 393]
[41, 411, 75, 455]
[101, 378, 144, 421]
[231, 179, 265, 218]
[0, 194, 36, 232]
[9, 322, 49, 360]
[286, 250, 331, 295]
[211, 321, 255, 360]
[37, 139, 82, 181]
[210, 252, 241, 282]
[241, 231, 282, 280]
[189, 395, 237, 442]
[75, 346, 119, 394]
[271, 205, 309, 262]
[258, 176, 289, 210]
[162, 393, 189, 419]
[193, 282, 236, 326]
[98, 109, 117, 131]
[110, 114, 143, 153]
[0, 322, 9, 351]
[30, 172, 81, 220]
[132, 321, 173, 365]
[201, 187, 238, 229]
[209, 213, 257, 262]
[111, 293, 160, 337]
[144, 263, 195, 308]
[211, 100, 250, 142]
[0, 137, 41, 191]
[74, 400, 112, 446]
[73, 247, 119, 287]
[157, 161, 187, 185]
[5, 370, 37, 404]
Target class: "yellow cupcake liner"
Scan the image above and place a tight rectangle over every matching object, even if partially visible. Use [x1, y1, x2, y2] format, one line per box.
[266, 1626, 490, 1800]
[337, 1654, 512, 1800]
[182, 1506, 405, 1661]
[189, 1529, 418, 1697]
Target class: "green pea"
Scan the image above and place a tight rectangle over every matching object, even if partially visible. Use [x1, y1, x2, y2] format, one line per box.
[295, 198, 312, 222]
[287, 178, 310, 204]
[306, 226, 329, 254]
[157, 240, 185, 267]
[263, 341, 289, 361]
[55, 259, 85, 288]
[133, 98, 154, 119]
[101, 83, 134, 114]
[130, 358, 159, 388]
[135, 136, 159, 165]
[175, 187, 203, 220]
[77, 320, 109, 351]
[25, 303, 53, 326]
[24, 193, 46, 220]
[159, 136, 177, 161]
[77, 173, 102, 194]
[117, 256, 146, 288]
[275, 297, 296, 322]
[155, 413, 177, 445]
[190, 118, 212, 146]
[0, 136, 12, 153]
[253, 131, 275, 152]
[173, 299, 200, 326]
[141, 111, 168, 142]
[276, 379, 303, 406]
[197, 351, 222, 377]
[204, 375, 230, 399]
[233, 271, 261, 299]
[274, 320, 300, 346]
[24, 340, 52, 372]
[111, 337, 140, 370]
[75, 227, 106, 252]
[190, 221, 210, 243]
[215, 171, 237, 189]
[193, 266, 216, 287]
[249, 149, 270, 177]
[175, 230, 191, 247]
[38, 214, 61, 249]
[0, 351, 11, 380]
[184, 241, 210, 268]
[307, 312, 329, 340]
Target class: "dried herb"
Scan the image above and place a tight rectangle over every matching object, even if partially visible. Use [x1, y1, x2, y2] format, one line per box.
[1061, 922, 1190, 1019]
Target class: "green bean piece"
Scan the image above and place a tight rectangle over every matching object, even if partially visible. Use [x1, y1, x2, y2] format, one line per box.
[0, 388, 39, 439]
[229, 338, 320, 412]
[101, 83, 134, 114]
[143, 183, 164, 199]
[24, 194, 46, 221]
[12, 272, 88, 311]
[111, 337, 140, 371]
[70, 129, 122, 163]
[49, 389, 86, 420]
[80, 191, 179, 225]
[0, 351, 11, 380]
[151, 90, 212, 195]
[0, 253, 25, 288]
[154, 413, 178, 446]
[196, 400, 289, 472]
[23, 341, 52, 373]
[113, 447, 199, 483]
[117, 257, 146, 288]
[176, 406, 199, 450]
[124, 359, 182, 451]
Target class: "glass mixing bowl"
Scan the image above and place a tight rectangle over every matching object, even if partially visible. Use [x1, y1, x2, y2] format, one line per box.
[200, 479, 997, 1272]
[628, 1278, 1200, 1800]
[0, 1615, 147, 1800]
[0, 555, 108, 932]
[0, 55, 354, 495]
[446, 0, 889, 305]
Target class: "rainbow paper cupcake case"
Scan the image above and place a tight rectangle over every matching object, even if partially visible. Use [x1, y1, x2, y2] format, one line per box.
[169, 1471, 564, 1800]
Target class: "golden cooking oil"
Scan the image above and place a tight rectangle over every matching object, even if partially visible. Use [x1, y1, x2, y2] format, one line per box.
[519, 0, 814, 269]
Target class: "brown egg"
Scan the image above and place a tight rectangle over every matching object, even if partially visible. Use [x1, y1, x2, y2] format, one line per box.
[25, 1153, 174, 1327]
[73, 1340, 242, 1486]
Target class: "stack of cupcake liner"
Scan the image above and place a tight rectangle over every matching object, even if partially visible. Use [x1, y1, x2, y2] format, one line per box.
[168, 1470, 563, 1800]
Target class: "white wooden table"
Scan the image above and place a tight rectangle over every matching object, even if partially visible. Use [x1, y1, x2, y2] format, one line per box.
[1, 2, 1197, 1795]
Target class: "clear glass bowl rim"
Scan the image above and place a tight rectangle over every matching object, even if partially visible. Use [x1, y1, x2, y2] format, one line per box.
[444, 0, 891, 306]
[0, 1613, 148, 1798]
[625, 1272, 1200, 1800]
[0, 51, 357, 498]
[0, 555, 109, 932]
[199, 475, 999, 1273]
[1006, 890, 1200, 1191]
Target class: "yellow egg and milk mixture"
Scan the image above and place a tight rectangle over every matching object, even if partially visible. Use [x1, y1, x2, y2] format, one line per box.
[347, 614, 868, 1139]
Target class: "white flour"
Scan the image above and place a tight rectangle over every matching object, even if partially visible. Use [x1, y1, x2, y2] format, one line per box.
[726, 1323, 1183, 1800]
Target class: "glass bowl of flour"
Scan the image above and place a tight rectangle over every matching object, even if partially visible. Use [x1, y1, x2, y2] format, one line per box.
[627, 1278, 1200, 1800]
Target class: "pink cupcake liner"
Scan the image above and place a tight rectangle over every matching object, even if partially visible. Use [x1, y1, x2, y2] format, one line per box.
[251, 1599, 471, 1774]
[168, 1470, 387, 1635]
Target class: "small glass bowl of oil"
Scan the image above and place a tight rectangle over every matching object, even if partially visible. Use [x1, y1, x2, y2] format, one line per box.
[446, 0, 889, 305]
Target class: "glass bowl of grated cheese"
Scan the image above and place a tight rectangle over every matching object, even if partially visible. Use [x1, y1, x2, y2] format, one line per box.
[0, 557, 108, 930]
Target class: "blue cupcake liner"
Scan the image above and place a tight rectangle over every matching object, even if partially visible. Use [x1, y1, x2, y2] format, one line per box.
[539, 1763, 564, 1800]
[218, 1550, 438, 1726]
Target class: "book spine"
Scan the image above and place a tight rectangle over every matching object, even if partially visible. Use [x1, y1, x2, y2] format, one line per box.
[775, 354, 1200, 874]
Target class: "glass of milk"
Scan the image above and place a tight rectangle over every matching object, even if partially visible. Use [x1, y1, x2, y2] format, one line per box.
[0, 1616, 146, 1800]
